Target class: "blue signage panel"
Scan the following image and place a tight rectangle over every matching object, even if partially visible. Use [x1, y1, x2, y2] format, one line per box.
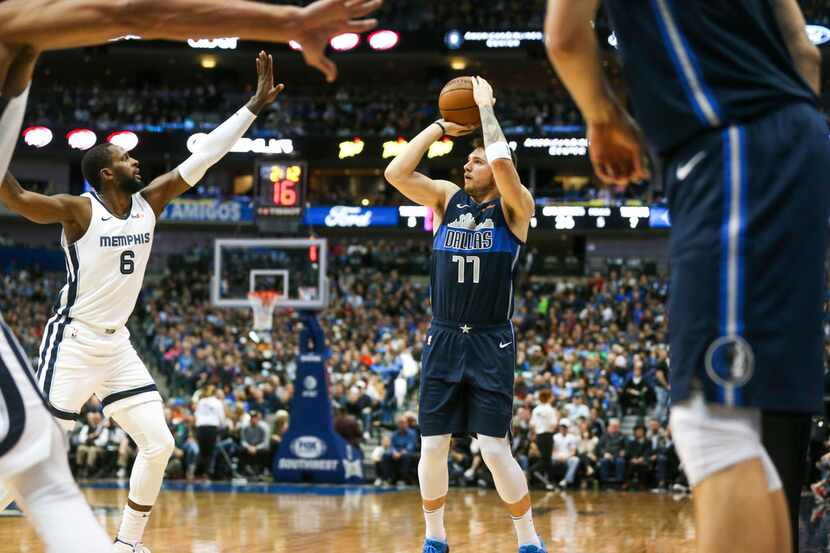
[160, 198, 254, 224]
[303, 206, 399, 228]
[649, 206, 671, 228]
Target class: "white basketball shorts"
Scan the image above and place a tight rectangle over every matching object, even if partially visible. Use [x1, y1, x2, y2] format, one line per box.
[36, 318, 161, 421]
[0, 314, 56, 477]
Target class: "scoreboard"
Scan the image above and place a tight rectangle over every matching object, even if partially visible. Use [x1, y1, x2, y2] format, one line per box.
[255, 161, 306, 221]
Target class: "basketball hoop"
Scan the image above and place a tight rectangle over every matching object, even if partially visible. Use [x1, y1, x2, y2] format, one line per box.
[248, 291, 280, 333]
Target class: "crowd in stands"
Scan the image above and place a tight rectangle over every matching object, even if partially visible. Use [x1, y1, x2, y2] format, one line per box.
[1, 239, 690, 491]
[24, 82, 582, 138]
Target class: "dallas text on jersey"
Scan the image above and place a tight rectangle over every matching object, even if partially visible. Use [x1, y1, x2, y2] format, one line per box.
[443, 229, 494, 251]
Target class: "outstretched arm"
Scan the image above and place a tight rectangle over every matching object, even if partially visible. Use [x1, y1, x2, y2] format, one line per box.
[384, 121, 474, 213]
[0, 0, 381, 82]
[1, 171, 89, 226]
[471, 77, 534, 227]
[545, 0, 648, 185]
[140, 51, 283, 217]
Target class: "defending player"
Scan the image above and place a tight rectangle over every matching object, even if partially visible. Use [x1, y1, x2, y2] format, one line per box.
[546, 2, 828, 552]
[0, 51, 282, 553]
[385, 78, 544, 553]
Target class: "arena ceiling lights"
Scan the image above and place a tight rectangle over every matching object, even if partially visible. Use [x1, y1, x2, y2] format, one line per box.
[367, 30, 399, 50]
[66, 129, 97, 150]
[330, 33, 361, 51]
[107, 131, 139, 152]
[21, 126, 53, 148]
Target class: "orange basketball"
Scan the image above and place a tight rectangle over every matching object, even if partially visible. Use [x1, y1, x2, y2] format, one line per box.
[439, 76, 480, 126]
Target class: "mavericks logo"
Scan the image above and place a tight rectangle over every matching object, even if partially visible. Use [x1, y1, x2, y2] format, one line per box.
[704, 335, 754, 388]
[290, 436, 327, 459]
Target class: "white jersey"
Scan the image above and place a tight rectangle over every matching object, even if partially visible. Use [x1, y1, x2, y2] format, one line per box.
[54, 190, 156, 331]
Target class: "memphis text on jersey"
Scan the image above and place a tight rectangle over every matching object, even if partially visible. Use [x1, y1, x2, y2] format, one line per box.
[99, 232, 152, 248]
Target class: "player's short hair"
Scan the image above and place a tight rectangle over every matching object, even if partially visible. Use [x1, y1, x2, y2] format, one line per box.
[471, 137, 518, 169]
[538, 388, 552, 403]
[81, 143, 116, 192]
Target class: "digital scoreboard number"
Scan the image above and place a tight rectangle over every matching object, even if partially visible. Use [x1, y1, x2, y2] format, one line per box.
[255, 161, 306, 219]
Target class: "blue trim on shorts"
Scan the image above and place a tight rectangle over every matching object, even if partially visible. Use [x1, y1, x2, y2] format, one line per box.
[101, 383, 159, 409]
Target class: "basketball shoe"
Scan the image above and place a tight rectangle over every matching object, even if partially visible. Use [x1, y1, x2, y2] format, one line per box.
[422, 538, 448, 553]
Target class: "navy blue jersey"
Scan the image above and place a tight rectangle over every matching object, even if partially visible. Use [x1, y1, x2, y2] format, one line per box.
[603, 0, 816, 154]
[430, 190, 522, 325]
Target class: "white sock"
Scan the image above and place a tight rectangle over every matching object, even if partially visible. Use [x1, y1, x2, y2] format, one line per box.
[423, 505, 447, 542]
[117, 504, 151, 545]
[512, 507, 541, 548]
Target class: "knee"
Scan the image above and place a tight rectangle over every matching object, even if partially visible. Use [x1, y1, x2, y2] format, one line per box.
[142, 428, 175, 463]
[477, 436, 509, 465]
[420, 435, 451, 460]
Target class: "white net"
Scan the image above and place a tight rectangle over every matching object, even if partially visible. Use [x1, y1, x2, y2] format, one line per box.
[248, 291, 280, 333]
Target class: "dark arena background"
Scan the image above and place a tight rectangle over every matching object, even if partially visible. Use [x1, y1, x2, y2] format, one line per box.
[3, 1, 830, 551]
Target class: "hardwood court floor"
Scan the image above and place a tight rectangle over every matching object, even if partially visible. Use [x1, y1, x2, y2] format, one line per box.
[0, 482, 701, 553]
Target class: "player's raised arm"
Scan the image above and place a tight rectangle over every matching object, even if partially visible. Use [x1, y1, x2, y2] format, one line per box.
[0, 0, 381, 82]
[0, 171, 90, 226]
[470, 76, 534, 227]
[384, 122, 474, 213]
[771, 0, 821, 95]
[544, 0, 648, 185]
[140, 51, 283, 217]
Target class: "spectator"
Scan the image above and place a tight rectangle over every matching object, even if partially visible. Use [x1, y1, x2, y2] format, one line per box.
[193, 384, 227, 479]
[577, 426, 599, 489]
[270, 409, 290, 461]
[597, 418, 627, 486]
[380, 416, 418, 485]
[621, 364, 655, 417]
[551, 419, 580, 489]
[75, 412, 106, 478]
[530, 388, 557, 476]
[239, 411, 272, 478]
[626, 424, 652, 490]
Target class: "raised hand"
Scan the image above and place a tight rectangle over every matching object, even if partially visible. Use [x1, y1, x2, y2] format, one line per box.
[247, 51, 285, 115]
[294, 0, 383, 82]
[471, 76, 496, 108]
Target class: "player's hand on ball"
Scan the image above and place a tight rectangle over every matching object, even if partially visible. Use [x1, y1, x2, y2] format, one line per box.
[248, 51, 285, 115]
[437, 119, 478, 137]
[587, 103, 650, 186]
[471, 76, 496, 108]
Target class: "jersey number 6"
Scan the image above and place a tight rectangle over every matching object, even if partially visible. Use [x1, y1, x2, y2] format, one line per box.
[120, 250, 135, 275]
[451, 255, 480, 284]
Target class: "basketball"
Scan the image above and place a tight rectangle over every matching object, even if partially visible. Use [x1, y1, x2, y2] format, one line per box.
[439, 76, 480, 126]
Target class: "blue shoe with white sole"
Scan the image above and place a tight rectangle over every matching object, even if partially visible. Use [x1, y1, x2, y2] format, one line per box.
[422, 538, 449, 553]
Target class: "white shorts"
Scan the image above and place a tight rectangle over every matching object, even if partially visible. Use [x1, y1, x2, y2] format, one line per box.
[670, 392, 781, 491]
[0, 314, 56, 477]
[36, 318, 161, 421]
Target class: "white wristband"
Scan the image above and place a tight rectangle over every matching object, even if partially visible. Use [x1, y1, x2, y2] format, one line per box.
[485, 141, 512, 164]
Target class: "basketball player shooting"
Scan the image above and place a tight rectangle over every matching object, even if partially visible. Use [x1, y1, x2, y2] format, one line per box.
[0, 51, 283, 553]
[546, 1, 828, 552]
[385, 78, 544, 553]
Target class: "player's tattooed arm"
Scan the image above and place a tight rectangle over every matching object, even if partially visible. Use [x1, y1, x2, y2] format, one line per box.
[471, 77, 535, 226]
[771, 0, 821, 95]
[0, 171, 90, 227]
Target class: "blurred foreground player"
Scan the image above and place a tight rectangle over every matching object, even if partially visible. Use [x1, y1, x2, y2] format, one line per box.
[546, 1, 829, 552]
[386, 78, 544, 553]
[0, 0, 383, 83]
[0, 52, 283, 553]
[0, 45, 112, 553]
